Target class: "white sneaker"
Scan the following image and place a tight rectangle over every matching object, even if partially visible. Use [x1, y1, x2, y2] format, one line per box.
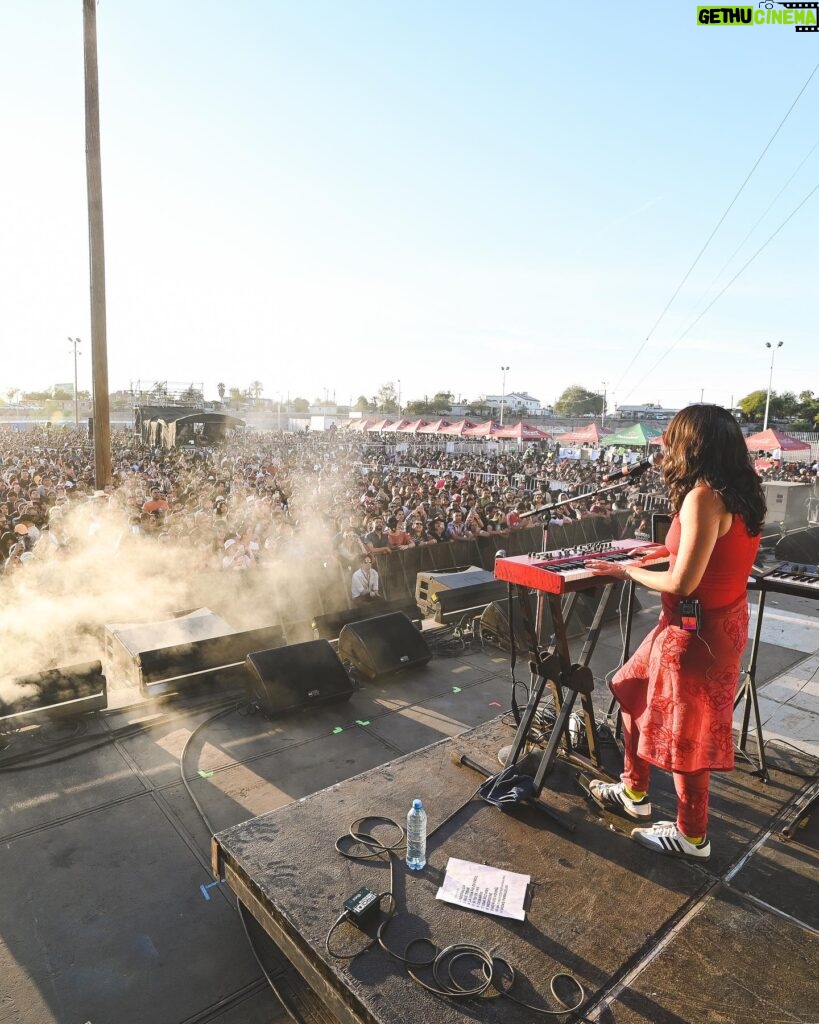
[631, 821, 711, 861]
[588, 780, 652, 820]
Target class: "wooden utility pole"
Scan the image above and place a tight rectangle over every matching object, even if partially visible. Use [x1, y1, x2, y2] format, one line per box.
[83, 0, 112, 487]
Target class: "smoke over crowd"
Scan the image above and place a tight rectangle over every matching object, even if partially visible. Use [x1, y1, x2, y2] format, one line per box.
[3, 421, 812, 700]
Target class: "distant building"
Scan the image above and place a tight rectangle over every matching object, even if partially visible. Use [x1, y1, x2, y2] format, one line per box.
[615, 403, 681, 421]
[481, 392, 542, 416]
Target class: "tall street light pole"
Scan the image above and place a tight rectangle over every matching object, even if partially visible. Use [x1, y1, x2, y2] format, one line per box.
[68, 337, 82, 427]
[763, 341, 783, 431]
[500, 366, 509, 425]
[601, 381, 607, 428]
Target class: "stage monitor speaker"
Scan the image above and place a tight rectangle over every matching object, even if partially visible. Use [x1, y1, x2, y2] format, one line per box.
[311, 598, 421, 641]
[479, 597, 533, 652]
[0, 660, 107, 728]
[245, 640, 352, 717]
[775, 526, 819, 564]
[338, 613, 431, 680]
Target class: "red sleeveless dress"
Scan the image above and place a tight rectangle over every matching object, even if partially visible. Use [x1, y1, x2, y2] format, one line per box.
[610, 510, 760, 773]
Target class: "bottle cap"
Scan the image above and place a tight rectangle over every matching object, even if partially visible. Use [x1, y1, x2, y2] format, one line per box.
[412, 799, 423, 810]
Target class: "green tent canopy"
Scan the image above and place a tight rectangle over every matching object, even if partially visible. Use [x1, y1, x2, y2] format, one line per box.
[601, 422, 664, 446]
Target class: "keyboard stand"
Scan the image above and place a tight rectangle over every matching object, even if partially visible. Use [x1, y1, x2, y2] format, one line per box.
[604, 579, 640, 751]
[735, 585, 769, 783]
[503, 582, 619, 795]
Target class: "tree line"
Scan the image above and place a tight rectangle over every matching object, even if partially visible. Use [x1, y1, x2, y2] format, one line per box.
[6, 380, 815, 429]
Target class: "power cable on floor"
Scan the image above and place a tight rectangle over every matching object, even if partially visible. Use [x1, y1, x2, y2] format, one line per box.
[328, 802, 591, 1020]
[179, 701, 309, 1024]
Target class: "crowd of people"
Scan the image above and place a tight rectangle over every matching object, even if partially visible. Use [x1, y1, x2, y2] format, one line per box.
[1, 425, 816, 581]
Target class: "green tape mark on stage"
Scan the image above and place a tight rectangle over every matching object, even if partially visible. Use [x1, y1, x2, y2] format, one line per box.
[198, 770, 214, 778]
[356, 719, 371, 727]
[333, 726, 344, 734]
[452, 687, 462, 693]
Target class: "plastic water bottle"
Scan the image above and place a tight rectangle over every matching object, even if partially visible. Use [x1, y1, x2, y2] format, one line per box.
[406, 799, 427, 870]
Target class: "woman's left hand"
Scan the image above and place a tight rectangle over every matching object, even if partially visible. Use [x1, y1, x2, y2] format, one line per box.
[585, 558, 629, 581]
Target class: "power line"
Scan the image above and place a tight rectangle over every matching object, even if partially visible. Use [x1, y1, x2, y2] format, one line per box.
[619, 180, 819, 403]
[613, 60, 819, 393]
[688, 134, 819, 316]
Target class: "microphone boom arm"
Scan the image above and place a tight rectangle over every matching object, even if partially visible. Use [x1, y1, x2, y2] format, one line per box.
[519, 475, 647, 521]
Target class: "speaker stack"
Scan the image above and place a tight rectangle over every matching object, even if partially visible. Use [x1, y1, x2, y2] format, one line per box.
[139, 625, 286, 698]
[0, 660, 107, 728]
[245, 640, 353, 717]
[338, 612, 431, 680]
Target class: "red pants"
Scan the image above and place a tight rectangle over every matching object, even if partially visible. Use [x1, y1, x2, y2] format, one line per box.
[621, 703, 710, 837]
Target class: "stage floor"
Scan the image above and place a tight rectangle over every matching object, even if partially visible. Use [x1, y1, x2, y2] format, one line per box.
[213, 717, 819, 1024]
[2, 589, 817, 1024]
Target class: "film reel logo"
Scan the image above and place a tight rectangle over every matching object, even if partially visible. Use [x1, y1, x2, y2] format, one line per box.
[696, 2, 819, 30]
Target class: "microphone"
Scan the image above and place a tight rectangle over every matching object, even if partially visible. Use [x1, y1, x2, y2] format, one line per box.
[602, 459, 653, 483]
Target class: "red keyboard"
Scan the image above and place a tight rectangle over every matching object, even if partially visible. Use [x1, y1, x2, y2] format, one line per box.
[494, 540, 668, 595]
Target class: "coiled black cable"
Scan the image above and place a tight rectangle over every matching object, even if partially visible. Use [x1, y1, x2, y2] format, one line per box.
[328, 799, 590, 1019]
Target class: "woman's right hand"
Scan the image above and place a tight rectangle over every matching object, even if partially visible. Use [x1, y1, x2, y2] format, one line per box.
[585, 558, 629, 581]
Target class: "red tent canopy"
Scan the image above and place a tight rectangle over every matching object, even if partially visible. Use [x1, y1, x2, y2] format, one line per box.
[555, 422, 613, 444]
[417, 419, 451, 434]
[347, 418, 372, 431]
[744, 428, 811, 452]
[397, 419, 430, 433]
[440, 419, 477, 435]
[366, 418, 395, 432]
[463, 420, 501, 437]
[494, 420, 551, 440]
[381, 419, 411, 432]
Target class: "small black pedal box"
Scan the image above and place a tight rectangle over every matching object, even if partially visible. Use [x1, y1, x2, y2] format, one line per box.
[343, 886, 380, 923]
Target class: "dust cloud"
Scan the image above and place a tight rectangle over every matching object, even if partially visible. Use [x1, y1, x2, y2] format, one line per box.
[0, 486, 345, 699]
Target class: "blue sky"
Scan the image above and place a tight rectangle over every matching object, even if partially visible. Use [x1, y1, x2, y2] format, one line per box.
[1, 1, 817, 411]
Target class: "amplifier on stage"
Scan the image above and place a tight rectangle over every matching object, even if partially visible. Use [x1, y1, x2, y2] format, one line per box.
[415, 565, 506, 621]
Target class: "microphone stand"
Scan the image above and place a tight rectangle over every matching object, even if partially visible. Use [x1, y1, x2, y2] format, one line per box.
[518, 470, 650, 556]
[520, 454, 658, 521]
[518, 476, 641, 521]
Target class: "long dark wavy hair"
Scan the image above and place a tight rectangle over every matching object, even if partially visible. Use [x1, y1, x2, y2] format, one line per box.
[662, 405, 766, 535]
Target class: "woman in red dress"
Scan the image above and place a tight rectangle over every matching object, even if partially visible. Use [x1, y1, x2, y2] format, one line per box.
[586, 405, 765, 861]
